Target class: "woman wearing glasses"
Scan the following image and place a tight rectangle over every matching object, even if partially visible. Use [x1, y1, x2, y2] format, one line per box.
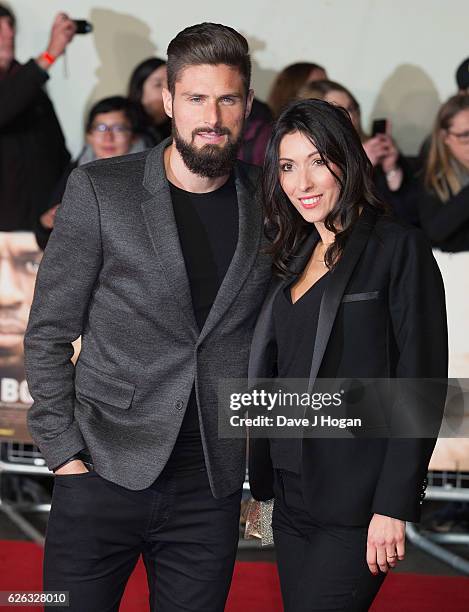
[420, 94, 469, 252]
[248, 99, 447, 611]
[37, 96, 144, 248]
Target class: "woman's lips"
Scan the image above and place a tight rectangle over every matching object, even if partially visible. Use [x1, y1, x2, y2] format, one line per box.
[299, 194, 322, 209]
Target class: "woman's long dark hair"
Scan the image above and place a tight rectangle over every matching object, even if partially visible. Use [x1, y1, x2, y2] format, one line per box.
[127, 57, 167, 144]
[263, 99, 385, 277]
[128, 57, 166, 105]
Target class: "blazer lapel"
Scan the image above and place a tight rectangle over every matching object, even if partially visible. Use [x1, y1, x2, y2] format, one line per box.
[248, 229, 320, 381]
[141, 140, 198, 337]
[196, 163, 263, 345]
[307, 207, 378, 393]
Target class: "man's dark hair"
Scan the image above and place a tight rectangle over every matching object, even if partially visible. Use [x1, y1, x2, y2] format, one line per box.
[166, 22, 251, 95]
[86, 96, 139, 133]
[0, 3, 15, 27]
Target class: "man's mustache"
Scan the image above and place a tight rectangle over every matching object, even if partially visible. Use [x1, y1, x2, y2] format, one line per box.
[193, 127, 231, 137]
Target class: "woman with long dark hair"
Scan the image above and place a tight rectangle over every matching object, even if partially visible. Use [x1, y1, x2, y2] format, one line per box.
[298, 80, 420, 227]
[127, 57, 170, 145]
[248, 99, 447, 611]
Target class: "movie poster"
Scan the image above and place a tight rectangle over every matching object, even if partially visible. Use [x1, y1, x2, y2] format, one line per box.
[0, 232, 42, 444]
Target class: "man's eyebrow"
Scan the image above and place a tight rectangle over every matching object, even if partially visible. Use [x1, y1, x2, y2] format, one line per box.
[181, 92, 206, 97]
[181, 92, 243, 98]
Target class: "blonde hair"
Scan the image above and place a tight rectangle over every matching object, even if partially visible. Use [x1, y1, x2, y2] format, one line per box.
[424, 94, 469, 202]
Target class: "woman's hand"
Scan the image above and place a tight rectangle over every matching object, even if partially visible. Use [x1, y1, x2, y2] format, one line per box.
[379, 134, 400, 175]
[363, 135, 389, 167]
[366, 513, 405, 575]
[363, 133, 402, 190]
[363, 134, 399, 171]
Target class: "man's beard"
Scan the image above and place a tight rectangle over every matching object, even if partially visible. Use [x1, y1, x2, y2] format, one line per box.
[172, 122, 244, 178]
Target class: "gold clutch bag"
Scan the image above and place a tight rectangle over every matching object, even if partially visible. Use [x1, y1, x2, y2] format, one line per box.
[244, 498, 274, 546]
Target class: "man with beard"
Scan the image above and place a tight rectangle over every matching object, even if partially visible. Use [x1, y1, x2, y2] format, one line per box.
[24, 22, 271, 612]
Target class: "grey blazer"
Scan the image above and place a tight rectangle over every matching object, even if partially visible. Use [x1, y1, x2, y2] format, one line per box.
[24, 139, 272, 496]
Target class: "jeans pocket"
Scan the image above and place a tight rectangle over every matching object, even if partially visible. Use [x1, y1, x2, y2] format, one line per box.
[54, 470, 96, 480]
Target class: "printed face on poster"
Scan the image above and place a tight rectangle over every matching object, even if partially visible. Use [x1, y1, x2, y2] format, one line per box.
[0, 232, 42, 442]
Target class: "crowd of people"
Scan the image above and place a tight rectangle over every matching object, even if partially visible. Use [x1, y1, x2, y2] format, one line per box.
[1, 5, 468, 255]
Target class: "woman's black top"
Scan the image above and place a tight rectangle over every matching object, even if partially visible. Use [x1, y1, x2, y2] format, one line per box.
[269, 271, 329, 473]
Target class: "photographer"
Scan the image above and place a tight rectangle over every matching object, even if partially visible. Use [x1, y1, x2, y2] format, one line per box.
[0, 5, 76, 232]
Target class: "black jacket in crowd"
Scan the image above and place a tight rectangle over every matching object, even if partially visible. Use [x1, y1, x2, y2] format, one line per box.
[418, 183, 469, 252]
[0, 59, 70, 231]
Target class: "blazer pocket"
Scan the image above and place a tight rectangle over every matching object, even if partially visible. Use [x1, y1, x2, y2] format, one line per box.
[342, 291, 380, 303]
[75, 361, 135, 410]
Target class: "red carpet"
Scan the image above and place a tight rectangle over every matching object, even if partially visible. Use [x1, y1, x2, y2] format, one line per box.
[1, 541, 468, 610]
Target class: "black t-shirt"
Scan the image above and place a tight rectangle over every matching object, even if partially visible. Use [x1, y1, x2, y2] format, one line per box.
[270, 272, 329, 473]
[162, 175, 239, 473]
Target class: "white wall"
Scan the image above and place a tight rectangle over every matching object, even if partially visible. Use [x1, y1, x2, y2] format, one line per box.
[11, 0, 469, 157]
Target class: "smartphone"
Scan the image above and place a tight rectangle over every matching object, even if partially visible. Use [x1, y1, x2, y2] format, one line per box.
[372, 119, 387, 137]
[73, 20, 93, 34]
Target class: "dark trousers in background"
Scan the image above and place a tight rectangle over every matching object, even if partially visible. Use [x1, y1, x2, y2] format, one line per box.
[272, 469, 386, 612]
[44, 468, 242, 611]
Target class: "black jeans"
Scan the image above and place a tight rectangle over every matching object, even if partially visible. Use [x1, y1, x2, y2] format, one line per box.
[272, 469, 386, 612]
[44, 468, 242, 611]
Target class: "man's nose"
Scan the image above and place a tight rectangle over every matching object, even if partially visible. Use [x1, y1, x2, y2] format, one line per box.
[0, 259, 24, 307]
[102, 129, 115, 140]
[203, 100, 221, 127]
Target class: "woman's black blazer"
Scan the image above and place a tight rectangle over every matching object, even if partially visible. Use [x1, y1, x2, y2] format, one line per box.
[248, 206, 448, 525]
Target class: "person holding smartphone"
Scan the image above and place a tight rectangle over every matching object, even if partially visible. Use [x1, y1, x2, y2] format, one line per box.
[0, 4, 76, 232]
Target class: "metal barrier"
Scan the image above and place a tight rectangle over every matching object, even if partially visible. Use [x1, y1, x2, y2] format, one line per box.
[406, 470, 469, 574]
[2, 446, 468, 569]
[0, 441, 50, 544]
